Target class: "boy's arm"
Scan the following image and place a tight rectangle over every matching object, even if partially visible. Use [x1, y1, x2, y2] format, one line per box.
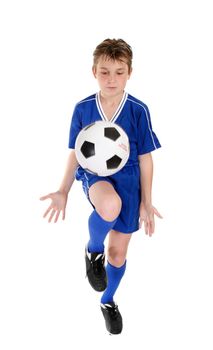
[138, 153, 162, 235]
[58, 149, 79, 195]
[138, 153, 153, 206]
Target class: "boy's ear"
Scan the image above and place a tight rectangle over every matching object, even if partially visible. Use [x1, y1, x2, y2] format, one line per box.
[128, 67, 133, 79]
[92, 66, 97, 78]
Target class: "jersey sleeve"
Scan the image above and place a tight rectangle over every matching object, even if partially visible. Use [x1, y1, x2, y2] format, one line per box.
[68, 105, 82, 149]
[137, 104, 161, 155]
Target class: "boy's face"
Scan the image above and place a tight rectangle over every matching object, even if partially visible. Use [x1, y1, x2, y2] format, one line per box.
[92, 56, 132, 97]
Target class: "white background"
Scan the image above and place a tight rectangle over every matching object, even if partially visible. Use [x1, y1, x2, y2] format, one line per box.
[0, 0, 213, 349]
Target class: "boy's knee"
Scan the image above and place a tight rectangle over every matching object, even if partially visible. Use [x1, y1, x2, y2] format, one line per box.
[97, 195, 121, 222]
[107, 247, 126, 267]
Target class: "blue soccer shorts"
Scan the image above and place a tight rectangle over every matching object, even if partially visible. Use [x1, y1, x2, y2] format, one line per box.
[75, 164, 141, 233]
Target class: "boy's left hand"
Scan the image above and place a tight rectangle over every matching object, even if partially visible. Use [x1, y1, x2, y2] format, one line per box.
[139, 202, 163, 237]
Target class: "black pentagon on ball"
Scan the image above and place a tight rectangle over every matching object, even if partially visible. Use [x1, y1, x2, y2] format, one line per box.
[104, 127, 120, 141]
[106, 155, 122, 169]
[81, 141, 95, 158]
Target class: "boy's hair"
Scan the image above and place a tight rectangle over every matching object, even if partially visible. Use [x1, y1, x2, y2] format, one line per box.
[93, 38, 133, 73]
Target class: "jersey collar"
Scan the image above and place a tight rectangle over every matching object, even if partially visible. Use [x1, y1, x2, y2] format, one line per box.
[96, 91, 128, 123]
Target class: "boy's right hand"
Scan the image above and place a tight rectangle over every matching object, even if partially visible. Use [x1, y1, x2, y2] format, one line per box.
[40, 191, 68, 223]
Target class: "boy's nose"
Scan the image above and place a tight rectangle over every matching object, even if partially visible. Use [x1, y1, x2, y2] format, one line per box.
[108, 74, 116, 83]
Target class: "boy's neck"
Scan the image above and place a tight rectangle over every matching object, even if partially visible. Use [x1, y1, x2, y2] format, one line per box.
[98, 91, 125, 121]
[99, 91, 124, 106]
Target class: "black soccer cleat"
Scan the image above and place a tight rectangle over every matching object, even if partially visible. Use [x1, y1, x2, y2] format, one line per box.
[85, 248, 107, 292]
[100, 302, 123, 334]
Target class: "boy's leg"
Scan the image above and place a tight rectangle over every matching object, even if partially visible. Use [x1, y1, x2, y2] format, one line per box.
[100, 230, 132, 334]
[85, 181, 122, 292]
[88, 181, 121, 252]
[101, 230, 132, 303]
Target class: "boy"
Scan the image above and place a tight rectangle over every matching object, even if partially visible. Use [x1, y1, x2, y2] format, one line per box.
[40, 38, 162, 335]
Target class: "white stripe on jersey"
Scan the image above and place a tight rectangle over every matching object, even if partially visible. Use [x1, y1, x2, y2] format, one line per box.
[111, 92, 128, 123]
[77, 97, 96, 106]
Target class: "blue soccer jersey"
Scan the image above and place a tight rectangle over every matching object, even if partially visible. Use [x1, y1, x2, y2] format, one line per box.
[68, 92, 161, 233]
[68, 91, 161, 165]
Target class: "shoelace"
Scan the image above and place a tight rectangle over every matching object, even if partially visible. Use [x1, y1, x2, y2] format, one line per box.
[91, 256, 104, 275]
[106, 305, 119, 320]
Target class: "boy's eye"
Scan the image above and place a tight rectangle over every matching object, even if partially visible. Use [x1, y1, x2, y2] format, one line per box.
[117, 72, 124, 75]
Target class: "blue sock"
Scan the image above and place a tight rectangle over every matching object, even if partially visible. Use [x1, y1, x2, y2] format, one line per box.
[101, 261, 126, 304]
[87, 210, 117, 253]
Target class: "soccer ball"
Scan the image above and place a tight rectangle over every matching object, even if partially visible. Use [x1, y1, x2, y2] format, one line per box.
[75, 121, 130, 176]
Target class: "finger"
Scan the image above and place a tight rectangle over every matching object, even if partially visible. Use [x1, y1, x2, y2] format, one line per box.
[54, 210, 61, 223]
[149, 227, 154, 236]
[146, 218, 154, 237]
[62, 209, 66, 221]
[148, 221, 152, 237]
[153, 207, 163, 219]
[145, 220, 149, 235]
[40, 194, 51, 201]
[48, 209, 56, 223]
[43, 205, 52, 218]
[149, 218, 155, 235]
